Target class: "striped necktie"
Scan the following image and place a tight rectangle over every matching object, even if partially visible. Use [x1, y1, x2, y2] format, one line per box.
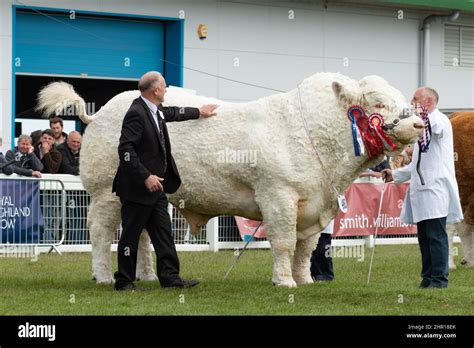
[157, 113, 167, 172]
[418, 106, 431, 153]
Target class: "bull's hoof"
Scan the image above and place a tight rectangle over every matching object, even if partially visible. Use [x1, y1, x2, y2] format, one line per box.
[293, 275, 314, 285]
[94, 276, 115, 284]
[272, 279, 297, 288]
[136, 273, 159, 282]
[296, 277, 314, 285]
[449, 262, 457, 271]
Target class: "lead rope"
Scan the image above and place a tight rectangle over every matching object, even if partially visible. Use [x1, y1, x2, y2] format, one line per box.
[296, 84, 340, 200]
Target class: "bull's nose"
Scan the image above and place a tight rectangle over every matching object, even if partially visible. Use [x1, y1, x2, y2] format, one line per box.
[413, 122, 424, 129]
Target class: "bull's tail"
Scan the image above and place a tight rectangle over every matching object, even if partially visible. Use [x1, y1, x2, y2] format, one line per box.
[35, 81, 94, 124]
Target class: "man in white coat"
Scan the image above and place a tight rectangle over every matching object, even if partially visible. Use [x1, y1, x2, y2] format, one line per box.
[382, 87, 463, 289]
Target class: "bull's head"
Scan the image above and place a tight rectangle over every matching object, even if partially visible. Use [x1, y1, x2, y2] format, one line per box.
[332, 75, 424, 157]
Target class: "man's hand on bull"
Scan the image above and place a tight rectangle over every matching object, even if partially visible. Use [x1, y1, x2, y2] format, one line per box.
[199, 104, 219, 118]
[381, 169, 393, 183]
[145, 175, 164, 192]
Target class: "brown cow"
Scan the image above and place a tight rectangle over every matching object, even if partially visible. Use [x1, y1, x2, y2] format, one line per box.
[448, 111, 474, 269]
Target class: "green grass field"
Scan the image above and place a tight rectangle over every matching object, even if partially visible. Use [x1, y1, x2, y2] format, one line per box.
[0, 245, 472, 315]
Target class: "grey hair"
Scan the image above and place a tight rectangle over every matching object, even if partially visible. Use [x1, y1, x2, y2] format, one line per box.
[138, 72, 163, 92]
[18, 134, 32, 145]
[422, 87, 439, 104]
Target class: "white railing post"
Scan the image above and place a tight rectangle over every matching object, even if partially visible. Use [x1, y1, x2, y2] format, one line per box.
[365, 234, 375, 248]
[206, 217, 219, 252]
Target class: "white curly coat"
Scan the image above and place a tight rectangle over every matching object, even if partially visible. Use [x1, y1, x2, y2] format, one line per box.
[37, 72, 423, 287]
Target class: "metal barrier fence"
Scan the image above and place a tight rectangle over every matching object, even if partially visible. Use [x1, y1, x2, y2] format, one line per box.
[0, 176, 66, 254]
[2, 174, 456, 254]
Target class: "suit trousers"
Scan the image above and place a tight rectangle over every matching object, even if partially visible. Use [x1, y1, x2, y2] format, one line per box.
[114, 191, 180, 287]
[417, 217, 449, 288]
[310, 233, 334, 281]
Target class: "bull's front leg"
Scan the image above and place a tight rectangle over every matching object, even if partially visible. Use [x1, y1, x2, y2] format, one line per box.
[256, 189, 298, 288]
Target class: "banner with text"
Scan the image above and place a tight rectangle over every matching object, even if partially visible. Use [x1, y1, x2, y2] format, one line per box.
[235, 217, 267, 241]
[0, 179, 44, 243]
[334, 183, 416, 236]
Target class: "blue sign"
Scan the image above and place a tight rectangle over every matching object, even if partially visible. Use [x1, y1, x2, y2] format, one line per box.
[0, 180, 44, 243]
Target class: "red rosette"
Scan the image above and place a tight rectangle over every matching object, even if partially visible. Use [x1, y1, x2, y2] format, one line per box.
[368, 113, 384, 129]
[347, 105, 365, 122]
[369, 113, 397, 152]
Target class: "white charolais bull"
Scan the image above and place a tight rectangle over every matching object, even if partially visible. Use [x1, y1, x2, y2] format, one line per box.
[36, 73, 424, 287]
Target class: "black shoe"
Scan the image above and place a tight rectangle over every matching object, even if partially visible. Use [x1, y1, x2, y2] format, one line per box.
[426, 284, 448, 289]
[419, 279, 431, 289]
[161, 278, 200, 289]
[114, 282, 151, 292]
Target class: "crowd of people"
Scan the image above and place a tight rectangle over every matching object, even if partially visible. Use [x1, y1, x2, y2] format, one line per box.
[0, 117, 84, 243]
[0, 117, 81, 177]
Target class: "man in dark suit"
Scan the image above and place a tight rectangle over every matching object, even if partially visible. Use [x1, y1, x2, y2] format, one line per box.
[113, 71, 218, 291]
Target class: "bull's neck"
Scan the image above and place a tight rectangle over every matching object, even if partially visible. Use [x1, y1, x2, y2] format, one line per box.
[279, 88, 384, 194]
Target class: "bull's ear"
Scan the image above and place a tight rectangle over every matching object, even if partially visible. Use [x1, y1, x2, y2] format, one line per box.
[332, 81, 359, 107]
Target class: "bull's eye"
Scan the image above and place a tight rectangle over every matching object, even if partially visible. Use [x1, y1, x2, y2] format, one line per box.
[393, 118, 400, 125]
[375, 103, 385, 109]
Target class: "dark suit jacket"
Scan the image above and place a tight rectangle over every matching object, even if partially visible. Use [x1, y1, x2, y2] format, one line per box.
[57, 143, 80, 175]
[112, 97, 200, 205]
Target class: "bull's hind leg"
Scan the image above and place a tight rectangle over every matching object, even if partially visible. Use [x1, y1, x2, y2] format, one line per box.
[459, 222, 474, 267]
[136, 229, 158, 281]
[256, 189, 298, 288]
[88, 192, 121, 284]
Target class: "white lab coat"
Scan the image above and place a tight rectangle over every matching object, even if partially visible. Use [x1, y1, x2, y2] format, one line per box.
[393, 109, 463, 225]
[321, 219, 334, 235]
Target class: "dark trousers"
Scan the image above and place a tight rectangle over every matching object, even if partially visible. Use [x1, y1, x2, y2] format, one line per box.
[114, 192, 180, 287]
[417, 217, 449, 288]
[310, 233, 334, 281]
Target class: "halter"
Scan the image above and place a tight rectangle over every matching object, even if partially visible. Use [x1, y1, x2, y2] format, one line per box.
[347, 105, 398, 158]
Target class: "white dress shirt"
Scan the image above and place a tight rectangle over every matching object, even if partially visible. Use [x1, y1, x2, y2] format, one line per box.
[141, 96, 163, 132]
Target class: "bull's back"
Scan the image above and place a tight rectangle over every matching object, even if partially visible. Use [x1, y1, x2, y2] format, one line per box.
[165, 101, 267, 218]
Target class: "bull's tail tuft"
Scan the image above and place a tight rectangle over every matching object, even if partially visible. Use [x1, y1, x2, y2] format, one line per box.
[35, 81, 94, 124]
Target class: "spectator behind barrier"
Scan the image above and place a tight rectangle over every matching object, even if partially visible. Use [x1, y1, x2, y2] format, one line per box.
[403, 144, 413, 165]
[390, 145, 413, 169]
[4, 134, 43, 177]
[0, 151, 13, 174]
[30, 129, 43, 148]
[57, 131, 81, 175]
[390, 154, 405, 169]
[34, 129, 62, 173]
[50, 117, 68, 145]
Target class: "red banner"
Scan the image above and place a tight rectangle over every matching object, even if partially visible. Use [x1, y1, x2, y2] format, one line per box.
[334, 183, 416, 236]
[235, 183, 416, 240]
[234, 217, 267, 241]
